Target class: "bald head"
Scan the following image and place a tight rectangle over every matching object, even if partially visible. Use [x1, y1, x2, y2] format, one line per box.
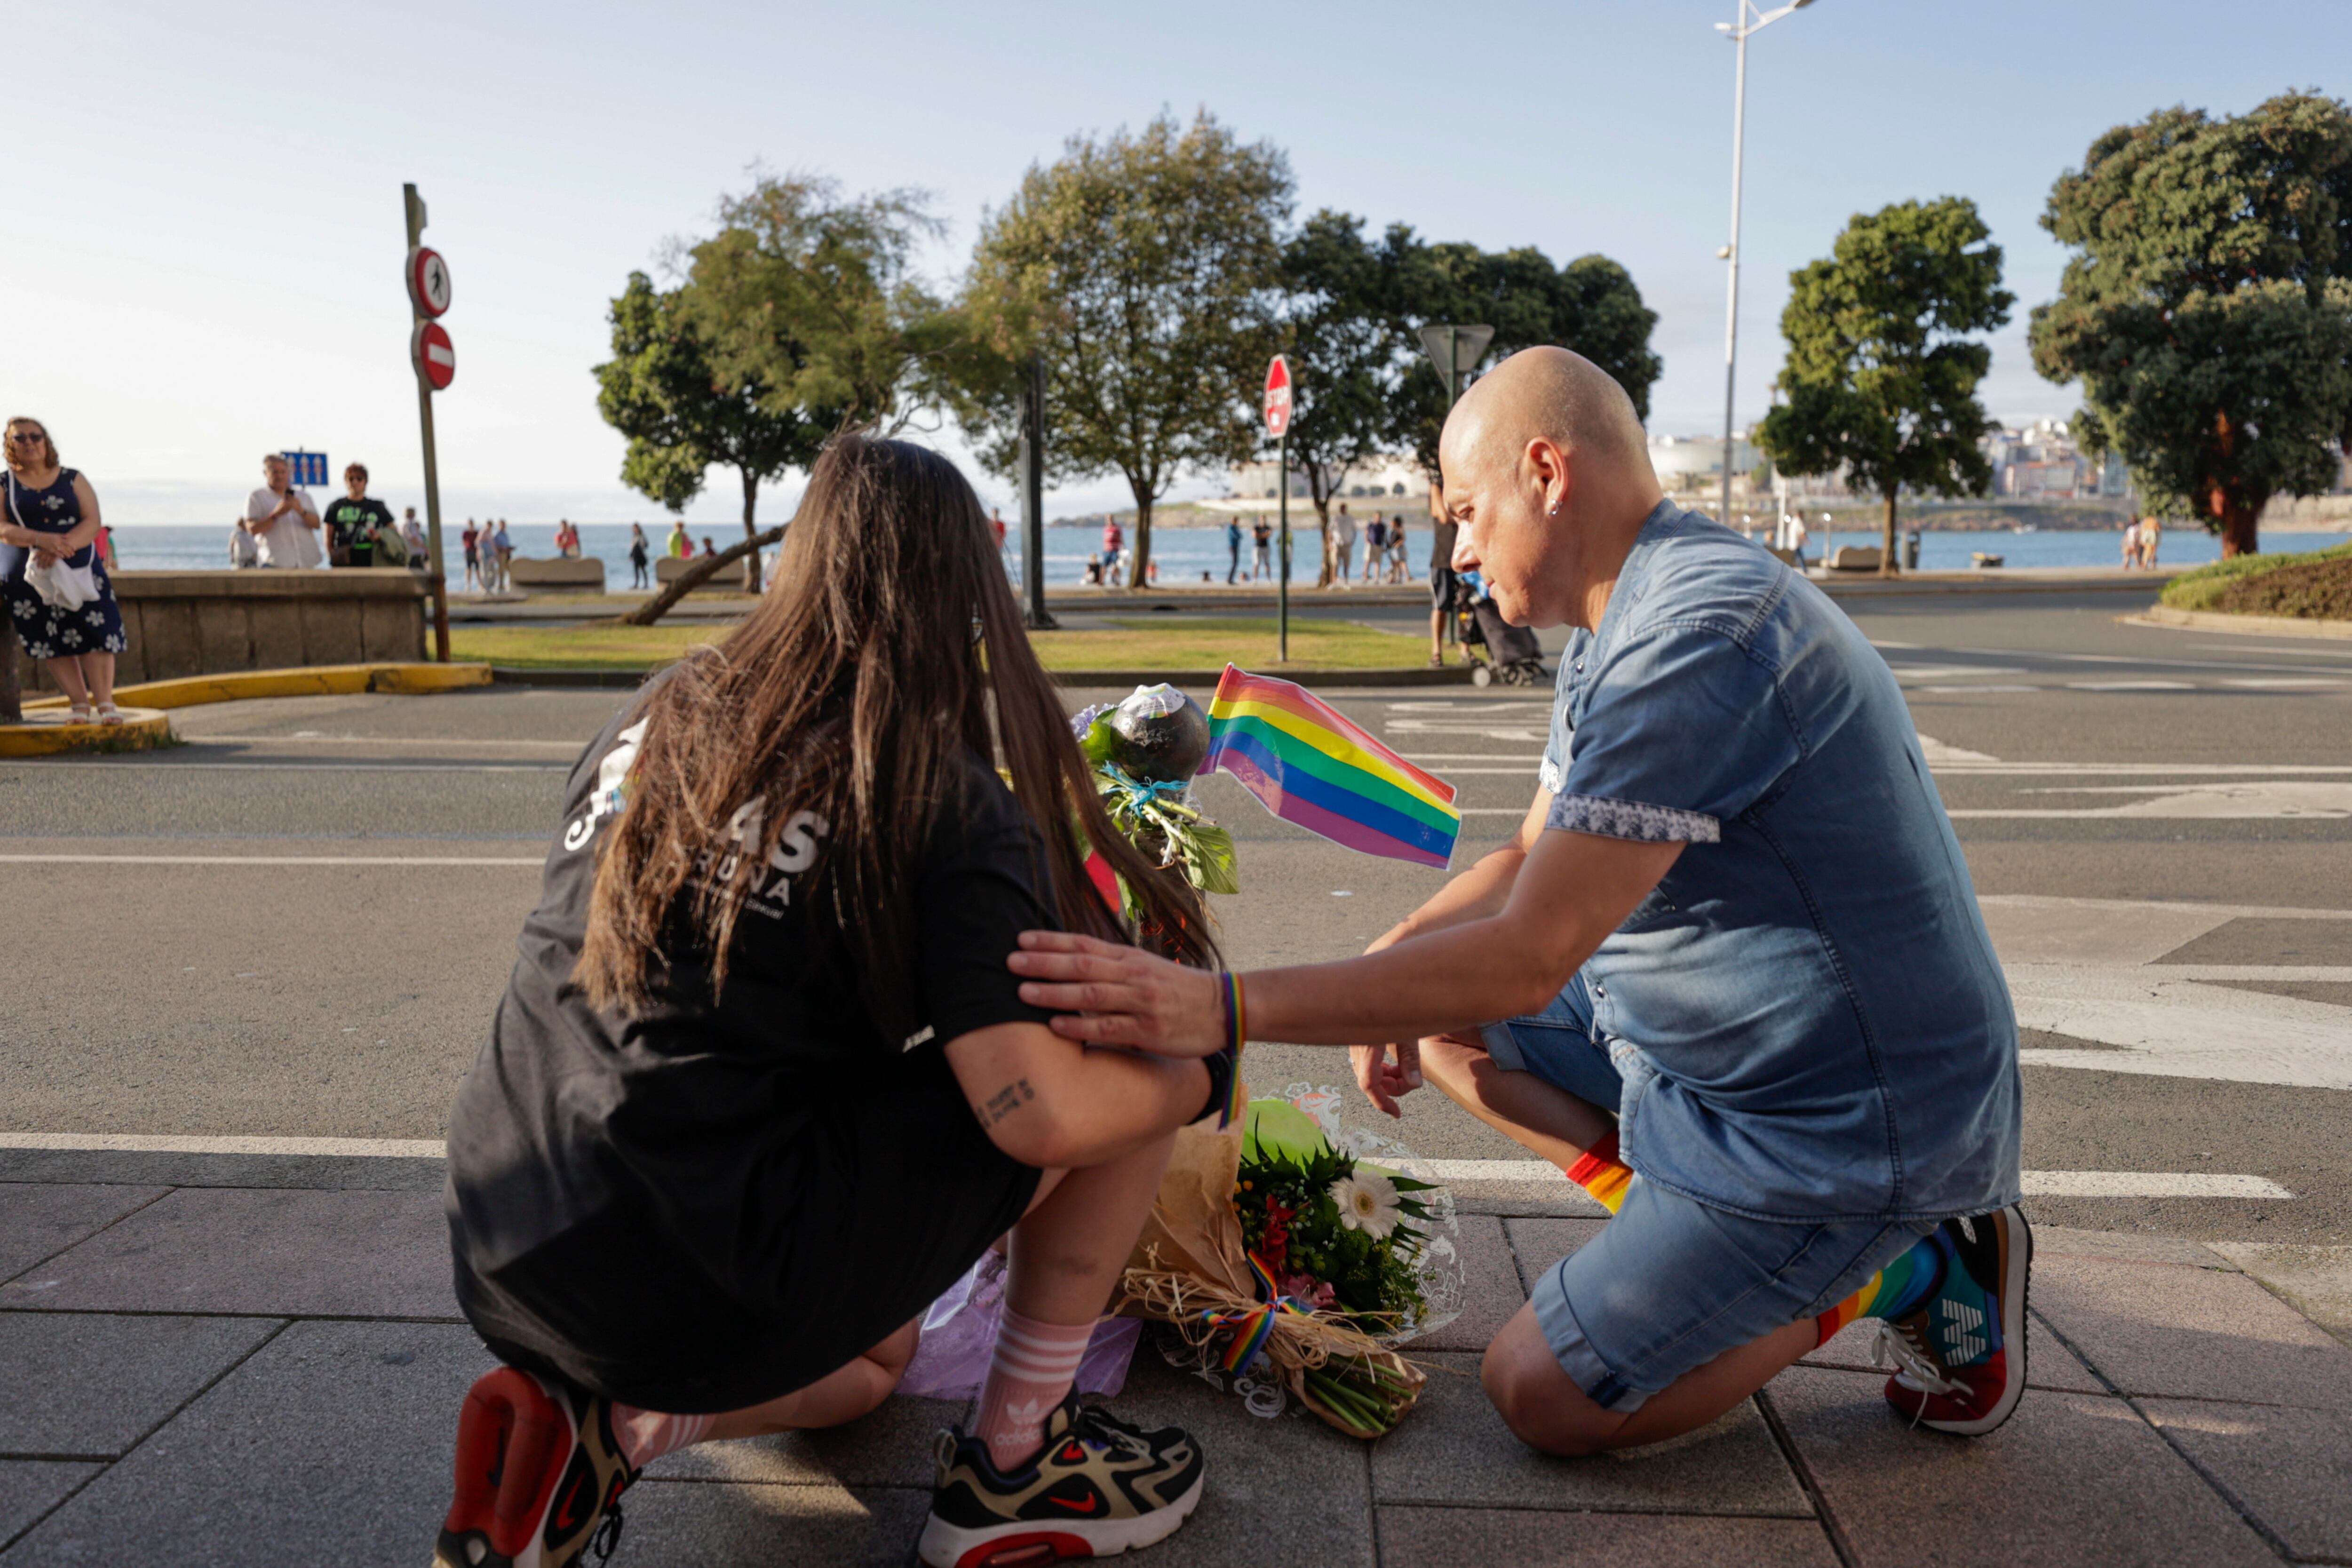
[1435, 347, 1663, 632]
[1445, 347, 1650, 482]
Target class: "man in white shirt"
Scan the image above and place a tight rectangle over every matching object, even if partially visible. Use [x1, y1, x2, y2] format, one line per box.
[1333, 504, 1358, 587]
[243, 454, 321, 568]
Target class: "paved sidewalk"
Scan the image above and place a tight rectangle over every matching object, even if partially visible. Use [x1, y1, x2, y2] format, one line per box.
[2, 1150, 2347, 1567]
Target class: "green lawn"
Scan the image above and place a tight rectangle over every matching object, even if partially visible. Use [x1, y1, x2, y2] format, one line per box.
[450, 615, 1429, 672]
[2159, 539, 2352, 612]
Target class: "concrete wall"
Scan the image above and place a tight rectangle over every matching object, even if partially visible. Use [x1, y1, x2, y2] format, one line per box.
[27, 570, 430, 688]
[509, 556, 605, 591]
[653, 556, 759, 593]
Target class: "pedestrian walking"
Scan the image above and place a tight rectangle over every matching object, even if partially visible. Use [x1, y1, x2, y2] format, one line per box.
[461, 521, 481, 591]
[554, 519, 582, 559]
[1387, 515, 1409, 583]
[322, 463, 395, 569]
[1332, 504, 1357, 585]
[1225, 517, 1242, 584]
[2138, 515, 2162, 568]
[0, 417, 129, 724]
[628, 524, 651, 589]
[427, 436, 1217, 1568]
[1251, 517, 1272, 581]
[2121, 519, 2142, 569]
[1100, 515, 1124, 583]
[492, 521, 515, 591]
[402, 508, 429, 571]
[1363, 515, 1386, 581]
[241, 454, 322, 568]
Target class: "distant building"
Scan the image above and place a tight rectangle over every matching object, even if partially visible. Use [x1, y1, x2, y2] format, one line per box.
[1980, 418, 2128, 500]
[1224, 453, 1428, 502]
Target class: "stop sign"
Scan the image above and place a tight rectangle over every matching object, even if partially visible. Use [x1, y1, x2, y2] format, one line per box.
[413, 321, 456, 391]
[1263, 355, 1293, 438]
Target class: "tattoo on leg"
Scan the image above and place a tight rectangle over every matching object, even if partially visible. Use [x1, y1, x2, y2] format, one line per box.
[979, 1080, 1036, 1126]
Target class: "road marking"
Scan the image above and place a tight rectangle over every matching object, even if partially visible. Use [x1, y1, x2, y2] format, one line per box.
[0, 1133, 444, 1158]
[183, 734, 589, 749]
[1953, 780, 2352, 818]
[1922, 685, 2041, 693]
[0, 854, 542, 867]
[2066, 680, 2197, 691]
[1888, 665, 2028, 680]
[1916, 735, 2000, 764]
[2222, 677, 2345, 689]
[1416, 1160, 2292, 1199]
[13, 761, 567, 773]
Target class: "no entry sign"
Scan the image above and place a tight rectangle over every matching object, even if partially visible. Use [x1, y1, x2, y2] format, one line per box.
[407, 247, 453, 318]
[1263, 355, 1294, 439]
[413, 321, 456, 391]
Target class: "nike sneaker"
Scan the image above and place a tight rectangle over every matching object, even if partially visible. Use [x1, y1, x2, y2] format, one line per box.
[918, 1394, 1205, 1567]
[1876, 1204, 2034, 1436]
[432, 1366, 639, 1568]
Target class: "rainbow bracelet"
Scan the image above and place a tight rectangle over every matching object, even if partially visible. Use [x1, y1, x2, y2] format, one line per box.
[1203, 971, 1247, 1129]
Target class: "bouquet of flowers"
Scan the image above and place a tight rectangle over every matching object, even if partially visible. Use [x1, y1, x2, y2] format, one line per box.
[1118, 1086, 1464, 1439]
[1072, 685, 1238, 902]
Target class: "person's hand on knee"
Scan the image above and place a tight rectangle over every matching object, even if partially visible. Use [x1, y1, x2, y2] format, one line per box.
[1351, 1039, 1422, 1118]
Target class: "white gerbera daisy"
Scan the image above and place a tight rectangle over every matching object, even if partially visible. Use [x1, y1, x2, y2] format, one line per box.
[1329, 1170, 1402, 1240]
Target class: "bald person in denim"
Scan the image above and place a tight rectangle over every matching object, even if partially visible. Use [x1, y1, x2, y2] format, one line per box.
[1008, 347, 2029, 1456]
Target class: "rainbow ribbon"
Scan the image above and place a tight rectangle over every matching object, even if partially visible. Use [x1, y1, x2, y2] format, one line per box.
[1202, 1251, 1312, 1376]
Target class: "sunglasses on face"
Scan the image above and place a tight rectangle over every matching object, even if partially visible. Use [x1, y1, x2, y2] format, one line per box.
[8, 432, 43, 446]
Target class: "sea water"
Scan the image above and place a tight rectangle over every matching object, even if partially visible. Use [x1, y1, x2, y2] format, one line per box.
[104, 521, 2350, 589]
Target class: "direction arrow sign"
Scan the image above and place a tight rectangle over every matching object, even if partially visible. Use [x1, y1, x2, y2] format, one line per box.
[413, 321, 456, 391]
[407, 246, 453, 318]
[1263, 354, 1294, 438]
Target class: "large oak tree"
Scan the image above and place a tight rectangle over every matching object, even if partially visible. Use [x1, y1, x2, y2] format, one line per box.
[2029, 92, 2352, 556]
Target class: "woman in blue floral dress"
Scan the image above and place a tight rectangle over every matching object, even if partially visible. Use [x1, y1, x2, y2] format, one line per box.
[0, 416, 128, 723]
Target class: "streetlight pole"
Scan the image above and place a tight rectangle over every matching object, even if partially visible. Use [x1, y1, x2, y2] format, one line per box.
[1716, 0, 1817, 530]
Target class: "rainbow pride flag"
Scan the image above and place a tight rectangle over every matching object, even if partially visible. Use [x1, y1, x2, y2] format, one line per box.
[1202, 666, 1461, 869]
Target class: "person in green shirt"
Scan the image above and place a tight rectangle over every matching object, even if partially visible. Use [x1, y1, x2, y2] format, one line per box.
[323, 463, 396, 568]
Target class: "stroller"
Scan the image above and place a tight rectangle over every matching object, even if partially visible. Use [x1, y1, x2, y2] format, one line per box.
[1454, 572, 1549, 687]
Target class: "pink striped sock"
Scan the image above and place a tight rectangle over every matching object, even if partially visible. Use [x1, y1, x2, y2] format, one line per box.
[976, 1308, 1095, 1472]
[608, 1403, 715, 1471]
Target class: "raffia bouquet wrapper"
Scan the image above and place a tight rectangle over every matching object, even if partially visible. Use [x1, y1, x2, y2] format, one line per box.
[1115, 1115, 1431, 1438]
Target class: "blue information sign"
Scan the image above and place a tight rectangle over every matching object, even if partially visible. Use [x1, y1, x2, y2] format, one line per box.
[283, 451, 328, 487]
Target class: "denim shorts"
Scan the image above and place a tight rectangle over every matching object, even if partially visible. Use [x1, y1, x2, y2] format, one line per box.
[1481, 978, 1934, 1412]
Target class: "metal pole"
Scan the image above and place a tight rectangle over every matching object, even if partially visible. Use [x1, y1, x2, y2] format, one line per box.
[1019, 356, 1053, 630]
[1720, 7, 1750, 529]
[1276, 429, 1290, 663]
[0, 630, 18, 724]
[404, 183, 451, 662]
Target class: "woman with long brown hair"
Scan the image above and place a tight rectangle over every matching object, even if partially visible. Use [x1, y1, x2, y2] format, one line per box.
[433, 437, 1225, 1568]
[0, 417, 128, 723]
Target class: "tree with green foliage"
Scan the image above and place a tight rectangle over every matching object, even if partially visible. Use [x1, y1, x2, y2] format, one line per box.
[683, 173, 953, 438]
[1277, 212, 1411, 585]
[1756, 197, 2013, 577]
[1387, 238, 1662, 478]
[960, 112, 1291, 588]
[2029, 92, 2352, 557]
[594, 271, 822, 592]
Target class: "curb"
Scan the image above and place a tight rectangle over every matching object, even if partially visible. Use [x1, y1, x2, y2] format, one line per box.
[2124, 605, 2352, 641]
[1814, 573, 2175, 597]
[0, 707, 173, 757]
[22, 662, 494, 712]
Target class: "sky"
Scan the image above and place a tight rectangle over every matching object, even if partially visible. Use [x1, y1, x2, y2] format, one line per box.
[12, 0, 2345, 527]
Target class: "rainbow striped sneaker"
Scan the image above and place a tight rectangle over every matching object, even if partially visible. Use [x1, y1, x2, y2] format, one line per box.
[1876, 1205, 2034, 1436]
[431, 1367, 638, 1568]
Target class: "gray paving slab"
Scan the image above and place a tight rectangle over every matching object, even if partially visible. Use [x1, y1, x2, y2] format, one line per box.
[0, 1150, 445, 1192]
[2034, 1226, 2236, 1271]
[1799, 1311, 2106, 1394]
[1370, 1353, 1811, 1517]
[613, 1480, 930, 1568]
[1767, 1365, 2278, 1568]
[644, 1393, 968, 1488]
[1399, 1214, 1523, 1353]
[1500, 1217, 1606, 1296]
[0, 1187, 455, 1320]
[0, 1185, 167, 1282]
[2033, 1254, 2352, 1409]
[2142, 1398, 2352, 1562]
[0, 1465, 96, 1553]
[0, 1313, 280, 1457]
[1375, 1507, 1842, 1568]
[0, 1320, 493, 1568]
[2207, 1241, 2352, 1342]
[1102, 1346, 1376, 1568]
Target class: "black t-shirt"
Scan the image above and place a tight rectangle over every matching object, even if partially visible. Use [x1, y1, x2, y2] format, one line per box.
[322, 496, 394, 548]
[446, 699, 1062, 1291]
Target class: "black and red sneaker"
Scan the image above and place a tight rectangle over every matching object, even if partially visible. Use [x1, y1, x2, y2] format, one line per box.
[1877, 1204, 2034, 1436]
[918, 1395, 1204, 1567]
[431, 1367, 639, 1568]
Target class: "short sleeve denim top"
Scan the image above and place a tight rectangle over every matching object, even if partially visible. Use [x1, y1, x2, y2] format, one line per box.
[1538, 501, 2020, 1223]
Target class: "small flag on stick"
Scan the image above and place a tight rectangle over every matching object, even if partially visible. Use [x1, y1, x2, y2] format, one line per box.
[1202, 666, 1461, 869]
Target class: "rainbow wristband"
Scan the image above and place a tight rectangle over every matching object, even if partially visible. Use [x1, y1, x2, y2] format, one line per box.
[1200, 971, 1247, 1130]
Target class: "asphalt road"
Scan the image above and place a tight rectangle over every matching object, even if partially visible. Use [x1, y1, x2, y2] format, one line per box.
[2, 587, 2345, 1245]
